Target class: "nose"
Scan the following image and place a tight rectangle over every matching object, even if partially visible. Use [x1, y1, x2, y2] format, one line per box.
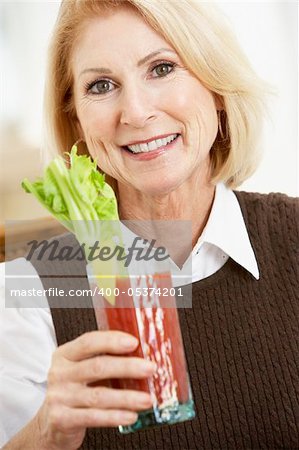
[119, 84, 156, 128]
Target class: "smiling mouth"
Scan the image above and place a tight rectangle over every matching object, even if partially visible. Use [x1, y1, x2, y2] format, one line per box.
[123, 133, 180, 154]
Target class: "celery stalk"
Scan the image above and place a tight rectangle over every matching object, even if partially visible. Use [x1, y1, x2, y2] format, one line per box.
[22, 144, 125, 305]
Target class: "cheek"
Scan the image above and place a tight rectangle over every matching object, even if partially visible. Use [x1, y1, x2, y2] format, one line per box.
[77, 104, 116, 143]
[166, 84, 195, 112]
[187, 87, 218, 137]
[174, 82, 218, 154]
[165, 79, 217, 130]
[85, 117, 109, 139]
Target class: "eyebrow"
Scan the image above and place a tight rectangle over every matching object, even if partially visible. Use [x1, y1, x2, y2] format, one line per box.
[137, 48, 176, 67]
[79, 48, 176, 78]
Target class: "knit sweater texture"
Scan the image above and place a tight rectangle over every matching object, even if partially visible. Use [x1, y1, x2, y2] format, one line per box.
[30, 191, 299, 449]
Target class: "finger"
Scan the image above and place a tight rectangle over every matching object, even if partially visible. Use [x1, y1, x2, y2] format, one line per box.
[48, 406, 138, 431]
[58, 331, 139, 361]
[49, 385, 153, 411]
[53, 355, 156, 384]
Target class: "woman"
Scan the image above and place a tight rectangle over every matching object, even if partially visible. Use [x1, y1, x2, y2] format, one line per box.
[1, 0, 298, 449]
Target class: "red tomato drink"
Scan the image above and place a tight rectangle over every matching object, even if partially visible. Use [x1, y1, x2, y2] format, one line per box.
[92, 272, 195, 433]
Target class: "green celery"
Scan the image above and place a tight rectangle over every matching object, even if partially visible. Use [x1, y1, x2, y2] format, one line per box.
[22, 144, 126, 305]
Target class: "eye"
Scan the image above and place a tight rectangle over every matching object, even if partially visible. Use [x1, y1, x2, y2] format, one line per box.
[151, 62, 175, 78]
[86, 79, 116, 95]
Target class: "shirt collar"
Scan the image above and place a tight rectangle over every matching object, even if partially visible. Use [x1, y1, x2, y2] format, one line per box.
[194, 183, 260, 280]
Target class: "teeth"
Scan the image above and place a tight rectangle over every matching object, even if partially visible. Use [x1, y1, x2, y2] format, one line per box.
[148, 140, 156, 151]
[127, 134, 178, 153]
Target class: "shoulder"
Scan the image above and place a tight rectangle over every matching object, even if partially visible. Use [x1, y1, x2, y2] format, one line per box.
[234, 190, 298, 259]
[234, 190, 298, 228]
[0, 257, 55, 321]
[234, 190, 298, 212]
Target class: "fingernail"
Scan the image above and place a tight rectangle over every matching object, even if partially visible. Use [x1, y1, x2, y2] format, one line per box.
[121, 335, 138, 348]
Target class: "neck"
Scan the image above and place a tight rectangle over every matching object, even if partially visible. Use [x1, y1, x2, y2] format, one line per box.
[118, 173, 216, 250]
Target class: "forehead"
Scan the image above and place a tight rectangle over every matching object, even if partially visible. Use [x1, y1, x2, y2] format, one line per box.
[71, 7, 172, 70]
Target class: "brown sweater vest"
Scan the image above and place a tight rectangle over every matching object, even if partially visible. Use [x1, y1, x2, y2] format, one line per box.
[30, 191, 299, 449]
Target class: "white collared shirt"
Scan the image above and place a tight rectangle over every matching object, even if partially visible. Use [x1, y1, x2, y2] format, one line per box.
[0, 184, 259, 446]
[116, 183, 259, 286]
[192, 183, 259, 281]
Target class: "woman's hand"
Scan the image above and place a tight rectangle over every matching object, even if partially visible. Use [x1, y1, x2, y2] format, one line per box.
[37, 330, 156, 450]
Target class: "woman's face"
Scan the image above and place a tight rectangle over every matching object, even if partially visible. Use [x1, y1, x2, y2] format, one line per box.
[72, 7, 219, 196]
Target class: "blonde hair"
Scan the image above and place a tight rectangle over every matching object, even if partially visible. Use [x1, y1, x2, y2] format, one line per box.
[44, 0, 269, 188]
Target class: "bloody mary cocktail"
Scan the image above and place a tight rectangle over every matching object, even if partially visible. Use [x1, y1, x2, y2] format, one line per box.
[91, 272, 195, 433]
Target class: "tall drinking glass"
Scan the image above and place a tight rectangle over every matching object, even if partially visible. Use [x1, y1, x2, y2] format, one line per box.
[87, 221, 195, 433]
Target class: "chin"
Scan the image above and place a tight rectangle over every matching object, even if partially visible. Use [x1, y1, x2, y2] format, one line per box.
[137, 175, 185, 197]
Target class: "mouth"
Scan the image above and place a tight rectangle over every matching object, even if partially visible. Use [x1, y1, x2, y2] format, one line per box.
[122, 133, 180, 155]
